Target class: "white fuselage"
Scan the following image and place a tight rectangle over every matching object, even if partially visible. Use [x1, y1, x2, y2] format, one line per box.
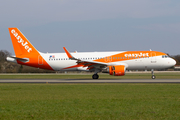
[39, 51, 176, 71]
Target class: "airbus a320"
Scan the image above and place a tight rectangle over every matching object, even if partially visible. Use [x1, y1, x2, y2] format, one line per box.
[6, 28, 176, 79]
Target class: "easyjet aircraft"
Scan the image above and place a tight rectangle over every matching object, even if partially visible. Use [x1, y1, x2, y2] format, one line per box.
[6, 28, 176, 79]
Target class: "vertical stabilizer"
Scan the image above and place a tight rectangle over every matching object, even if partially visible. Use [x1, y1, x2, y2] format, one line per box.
[8, 28, 53, 70]
[8, 28, 39, 57]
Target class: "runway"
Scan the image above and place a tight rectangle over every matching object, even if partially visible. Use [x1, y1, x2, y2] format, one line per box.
[0, 79, 180, 83]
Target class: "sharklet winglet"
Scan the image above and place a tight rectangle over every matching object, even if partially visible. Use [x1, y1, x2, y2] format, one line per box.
[63, 47, 77, 60]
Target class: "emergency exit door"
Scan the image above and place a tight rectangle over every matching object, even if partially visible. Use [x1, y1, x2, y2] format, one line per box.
[151, 53, 156, 63]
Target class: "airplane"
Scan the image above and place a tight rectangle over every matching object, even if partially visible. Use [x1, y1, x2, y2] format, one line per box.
[6, 28, 176, 79]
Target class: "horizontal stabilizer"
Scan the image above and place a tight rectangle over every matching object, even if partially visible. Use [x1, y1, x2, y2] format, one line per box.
[6, 56, 29, 63]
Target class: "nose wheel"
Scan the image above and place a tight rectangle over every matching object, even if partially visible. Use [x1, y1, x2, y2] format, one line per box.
[92, 74, 99, 79]
[151, 75, 156, 79]
[151, 69, 156, 79]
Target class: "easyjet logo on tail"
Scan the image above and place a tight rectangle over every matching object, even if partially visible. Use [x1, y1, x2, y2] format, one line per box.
[11, 29, 32, 53]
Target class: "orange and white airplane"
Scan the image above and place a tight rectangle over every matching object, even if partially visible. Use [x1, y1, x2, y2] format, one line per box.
[6, 28, 176, 79]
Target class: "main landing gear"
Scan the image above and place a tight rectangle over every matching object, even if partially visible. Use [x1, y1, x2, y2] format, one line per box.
[92, 74, 99, 79]
[151, 69, 156, 79]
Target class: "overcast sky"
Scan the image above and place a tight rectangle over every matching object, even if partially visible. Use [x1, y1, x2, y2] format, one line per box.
[1, 0, 180, 55]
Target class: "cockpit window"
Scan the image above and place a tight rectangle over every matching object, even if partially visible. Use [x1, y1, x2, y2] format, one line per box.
[162, 55, 169, 58]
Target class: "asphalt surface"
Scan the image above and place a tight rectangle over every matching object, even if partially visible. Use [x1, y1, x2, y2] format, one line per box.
[0, 79, 180, 83]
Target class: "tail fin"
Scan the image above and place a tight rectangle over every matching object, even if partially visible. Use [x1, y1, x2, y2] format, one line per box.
[8, 28, 53, 70]
[8, 28, 39, 57]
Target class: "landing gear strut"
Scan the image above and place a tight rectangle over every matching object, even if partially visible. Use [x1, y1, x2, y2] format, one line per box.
[92, 74, 99, 79]
[151, 69, 156, 79]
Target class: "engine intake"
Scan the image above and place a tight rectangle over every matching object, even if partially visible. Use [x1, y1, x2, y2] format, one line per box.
[109, 65, 126, 76]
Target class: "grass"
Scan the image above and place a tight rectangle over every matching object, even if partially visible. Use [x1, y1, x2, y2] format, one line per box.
[0, 72, 180, 79]
[0, 83, 180, 119]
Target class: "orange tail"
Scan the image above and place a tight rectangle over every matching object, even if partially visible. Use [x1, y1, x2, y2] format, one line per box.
[9, 28, 39, 57]
[8, 28, 53, 70]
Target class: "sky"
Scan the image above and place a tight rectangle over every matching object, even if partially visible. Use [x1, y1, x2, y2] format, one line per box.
[0, 0, 180, 55]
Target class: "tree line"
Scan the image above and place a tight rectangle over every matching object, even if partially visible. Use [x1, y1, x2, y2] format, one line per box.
[0, 50, 180, 73]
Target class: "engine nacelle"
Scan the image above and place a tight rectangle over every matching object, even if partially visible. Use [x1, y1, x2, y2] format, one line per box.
[108, 65, 126, 76]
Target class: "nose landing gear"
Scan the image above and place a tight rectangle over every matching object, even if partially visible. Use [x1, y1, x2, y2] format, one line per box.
[151, 69, 156, 79]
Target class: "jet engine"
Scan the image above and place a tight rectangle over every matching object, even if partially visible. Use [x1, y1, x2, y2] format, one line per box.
[108, 65, 126, 76]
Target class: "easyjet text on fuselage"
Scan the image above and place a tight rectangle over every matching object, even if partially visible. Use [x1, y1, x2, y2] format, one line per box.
[124, 53, 149, 57]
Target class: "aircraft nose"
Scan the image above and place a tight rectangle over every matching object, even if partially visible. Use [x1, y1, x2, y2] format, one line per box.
[169, 58, 176, 66]
[171, 59, 176, 66]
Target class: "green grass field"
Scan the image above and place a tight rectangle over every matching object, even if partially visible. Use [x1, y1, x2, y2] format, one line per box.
[0, 83, 180, 119]
[0, 72, 180, 79]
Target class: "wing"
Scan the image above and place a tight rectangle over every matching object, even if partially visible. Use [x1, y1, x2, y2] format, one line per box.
[63, 47, 107, 71]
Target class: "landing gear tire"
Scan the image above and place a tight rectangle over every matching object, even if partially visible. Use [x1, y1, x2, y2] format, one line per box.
[151, 69, 156, 79]
[92, 74, 99, 79]
[152, 75, 156, 79]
